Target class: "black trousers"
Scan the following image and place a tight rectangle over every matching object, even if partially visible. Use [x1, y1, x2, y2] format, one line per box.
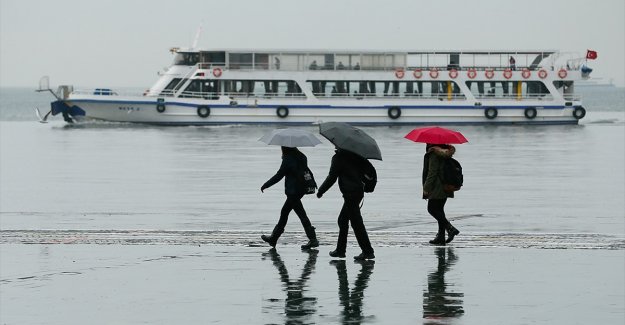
[427, 198, 449, 233]
[336, 193, 373, 254]
[274, 194, 314, 238]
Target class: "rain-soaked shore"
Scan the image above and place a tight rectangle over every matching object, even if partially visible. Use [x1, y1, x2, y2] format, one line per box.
[1, 243, 623, 324]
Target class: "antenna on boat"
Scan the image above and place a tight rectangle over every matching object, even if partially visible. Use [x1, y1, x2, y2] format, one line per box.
[191, 23, 203, 50]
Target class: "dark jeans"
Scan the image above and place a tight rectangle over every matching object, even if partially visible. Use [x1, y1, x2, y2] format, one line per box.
[274, 194, 314, 238]
[427, 198, 450, 233]
[336, 193, 373, 254]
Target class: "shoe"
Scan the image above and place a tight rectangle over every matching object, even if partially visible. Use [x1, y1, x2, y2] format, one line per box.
[354, 252, 375, 261]
[429, 232, 446, 246]
[329, 250, 346, 258]
[446, 226, 460, 243]
[301, 238, 319, 250]
[261, 234, 277, 248]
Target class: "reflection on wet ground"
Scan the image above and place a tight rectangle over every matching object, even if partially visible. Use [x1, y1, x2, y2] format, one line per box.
[423, 248, 464, 324]
[263, 248, 318, 324]
[332, 259, 375, 324]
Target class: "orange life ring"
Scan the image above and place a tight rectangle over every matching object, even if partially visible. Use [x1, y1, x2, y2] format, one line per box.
[395, 69, 405, 79]
[448, 69, 458, 79]
[538, 69, 548, 79]
[485, 69, 495, 79]
[413, 68, 423, 79]
[558, 68, 568, 79]
[213, 67, 223, 78]
[522, 68, 531, 79]
[503, 68, 513, 79]
[467, 69, 477, 79]
[429, 68, 439, 79]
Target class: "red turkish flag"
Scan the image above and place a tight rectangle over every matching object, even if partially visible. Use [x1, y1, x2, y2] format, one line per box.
[586, 50, 598, 60]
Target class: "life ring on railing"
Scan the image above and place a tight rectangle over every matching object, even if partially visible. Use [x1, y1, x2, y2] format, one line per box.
[485, 69, 495, 79]
[503, 68, 513, 79]
[213, 67, 223, 78]
[448, 69, 458, 79]
[538, 69, 548, 79]
[276, 106, 289, 118]
[387, 106, 401, 119]
[395, 69, 405, 79]
[484, 107, 498, 119]
[429, 68, 439, 79]
[558, 68, 568, 79]
[467, 69, 477, 79]
[197, 106, 210, 118]
[524, 107, 537, 119]
[522, 68, 531, 79]
[413, 69, 423, 79]
[573, 106, 586, 119]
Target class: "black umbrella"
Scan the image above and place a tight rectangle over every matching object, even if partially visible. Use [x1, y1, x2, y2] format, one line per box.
[319, 122, 382, 160]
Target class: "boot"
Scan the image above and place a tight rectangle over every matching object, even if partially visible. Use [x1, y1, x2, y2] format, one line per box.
[301, 227, 319, 250]
[329, 250, 346, 258]
[354, 252, 375, 260]
[429, 232, 446, 246]
[446, 225, 460, 243]
[261, 226, 283, 248]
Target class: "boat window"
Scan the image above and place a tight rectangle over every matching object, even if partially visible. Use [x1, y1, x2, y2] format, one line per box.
[160, 78, 188, 96]
[199, 51, 226, 67]
[173, 53, 200, 66]
[221, 80, 304, 98]
[306, 80, 464, 99]
[229, 53, 254, 69]
[179, 80, 220, 99]
[465, 81, 551, 99]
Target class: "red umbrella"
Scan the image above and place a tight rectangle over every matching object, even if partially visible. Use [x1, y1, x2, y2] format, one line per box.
[404, 126, 468, 144]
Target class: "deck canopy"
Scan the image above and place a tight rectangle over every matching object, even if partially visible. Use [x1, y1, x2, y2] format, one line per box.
[171, 48, 558, 71]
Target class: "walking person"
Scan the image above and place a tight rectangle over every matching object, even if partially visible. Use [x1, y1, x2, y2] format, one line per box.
[260, 146, 319, 249]
[422, 144, 460, 245]
[317, 148, 375, 260]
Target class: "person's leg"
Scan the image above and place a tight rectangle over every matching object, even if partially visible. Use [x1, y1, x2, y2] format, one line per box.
[345, 194, 374, 257]
[330, 199, 350, 257]
[262, 196, 294, 247]
[427, 199, 448, 245]
[291, 194, 319, 249]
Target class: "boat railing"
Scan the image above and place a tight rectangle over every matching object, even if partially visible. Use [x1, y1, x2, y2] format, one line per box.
[194, 63, 568, 72]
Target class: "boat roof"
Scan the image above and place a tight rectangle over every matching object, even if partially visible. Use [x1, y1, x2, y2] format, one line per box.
[172, 47, 557, 56]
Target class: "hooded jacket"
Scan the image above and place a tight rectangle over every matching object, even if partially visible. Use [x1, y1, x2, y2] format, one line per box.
[317, 149, 365, 196]
[262, 149, 308, 196]
[422, 145, 456, 199]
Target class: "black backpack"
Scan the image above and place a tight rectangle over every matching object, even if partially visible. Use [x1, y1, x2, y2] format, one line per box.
[299, 166, 317, 195]
[440, 157, 463, 192]
[361, 159, 377, 193]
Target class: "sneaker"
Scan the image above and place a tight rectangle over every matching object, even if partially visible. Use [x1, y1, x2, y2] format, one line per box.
[353, 252, 375, 261]
[329, 250, 346, 258]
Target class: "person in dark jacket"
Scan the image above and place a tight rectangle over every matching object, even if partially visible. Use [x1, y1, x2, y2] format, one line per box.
[422, 144, 460, 245]
[261, 146, 318, 249]
[317, 149, 374, 260]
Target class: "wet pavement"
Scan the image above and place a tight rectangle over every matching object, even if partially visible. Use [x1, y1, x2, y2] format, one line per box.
[1, 243, 623, 324]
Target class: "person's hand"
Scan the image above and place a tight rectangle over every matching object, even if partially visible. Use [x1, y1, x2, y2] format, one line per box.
[316, 192, 323, 199]
[422, 191, 429, 199]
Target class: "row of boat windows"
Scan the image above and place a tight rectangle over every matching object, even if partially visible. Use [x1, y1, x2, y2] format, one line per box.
[161, 78, 554, 99]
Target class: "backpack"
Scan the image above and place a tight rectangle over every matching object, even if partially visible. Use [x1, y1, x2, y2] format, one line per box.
[440, 157, 463, 192]
[361, 159, 377, 193]
[299, 166, 317, 195]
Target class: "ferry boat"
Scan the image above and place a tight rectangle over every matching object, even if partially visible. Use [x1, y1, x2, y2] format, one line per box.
[39, 48, 593, 125]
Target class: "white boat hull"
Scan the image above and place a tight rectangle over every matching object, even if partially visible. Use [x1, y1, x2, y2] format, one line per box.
[64, 95, 582, 125]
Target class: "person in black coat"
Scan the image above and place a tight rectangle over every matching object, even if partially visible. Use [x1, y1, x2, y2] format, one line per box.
[261, 146, 318, 249]
[317, 149, 374, 260]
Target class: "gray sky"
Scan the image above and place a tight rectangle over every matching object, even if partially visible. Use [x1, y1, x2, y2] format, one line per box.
[1, 0, 624, 88]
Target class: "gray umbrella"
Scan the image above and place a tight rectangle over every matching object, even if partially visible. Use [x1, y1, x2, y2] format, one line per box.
[319, 122, 382, 160]
[259, 128, 322, 147]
